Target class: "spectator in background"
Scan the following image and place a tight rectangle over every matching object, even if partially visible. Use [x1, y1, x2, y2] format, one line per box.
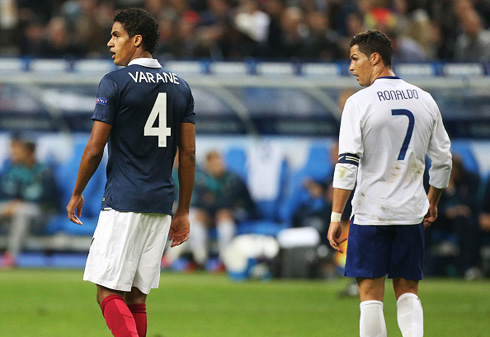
[388, 29, 428, 62]
[190, 150, 255, 269]
[292, 178, 331, 245]
[72, 0, 111, 56]
[0, 136, 58, 267]
[18, 19, 45, 56]
[404, 9, 434, 59]
[40, 16, 86, 58]
[233, 0, 271, 56]
[454, 9, 490, 62]
[338, 11, 366, 58]
[262, 0, 286, 58]
[429, 154, 483, 279]
[194, 0, 232, 58]
[301, 10, 341, 60]
[277, 7, 306, 58]
[480, 174, 490, 233]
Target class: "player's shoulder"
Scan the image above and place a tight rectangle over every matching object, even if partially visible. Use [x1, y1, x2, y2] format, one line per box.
[100, 67, 127, 84]
[161, 67, 192, 90]
[346, 85, 372, 105]
[399, 79, 431, 97]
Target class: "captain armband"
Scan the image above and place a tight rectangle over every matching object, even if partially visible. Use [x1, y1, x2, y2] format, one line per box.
[337, 153, 360, 166]
[332, 162, 358, 190]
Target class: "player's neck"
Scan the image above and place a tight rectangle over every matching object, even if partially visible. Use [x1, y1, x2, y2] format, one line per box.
[129, 50, 153, 63]
[370, 67, 396, 85]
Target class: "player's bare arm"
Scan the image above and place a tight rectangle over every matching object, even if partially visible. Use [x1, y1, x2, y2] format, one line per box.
[423, 186, 443, 228]
[327, 187, 352, 253]
[67, 121, 112, 225]
[169, 122, 196, 247]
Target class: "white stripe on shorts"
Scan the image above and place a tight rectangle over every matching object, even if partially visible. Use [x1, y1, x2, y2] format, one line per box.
[83, 209, 171, 294]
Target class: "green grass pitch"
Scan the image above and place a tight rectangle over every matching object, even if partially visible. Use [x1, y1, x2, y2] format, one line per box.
[1, 269, 489, 336]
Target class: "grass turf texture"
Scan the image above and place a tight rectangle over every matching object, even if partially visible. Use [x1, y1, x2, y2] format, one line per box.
[0, 270, 489, 337]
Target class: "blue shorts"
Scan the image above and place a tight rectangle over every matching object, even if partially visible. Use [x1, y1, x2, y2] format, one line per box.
[345, 219, 425, 280]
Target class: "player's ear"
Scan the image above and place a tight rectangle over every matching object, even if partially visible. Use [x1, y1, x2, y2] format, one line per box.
[133, 35, 143, 48]
[370, 52, 382, 66]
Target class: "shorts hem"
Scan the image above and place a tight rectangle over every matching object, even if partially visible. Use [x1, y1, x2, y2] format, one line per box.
[83, 277, 132, 293]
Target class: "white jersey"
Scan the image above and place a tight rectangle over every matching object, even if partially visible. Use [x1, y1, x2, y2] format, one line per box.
[333, 76, 452, 225]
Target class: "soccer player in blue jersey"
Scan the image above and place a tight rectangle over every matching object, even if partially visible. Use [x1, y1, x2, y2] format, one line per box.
[66, 8, 195, 337]
[327, 30, 452, 337]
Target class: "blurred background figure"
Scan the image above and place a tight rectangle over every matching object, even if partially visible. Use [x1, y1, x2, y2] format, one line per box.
[426, 154, 483, 280]
[454, 9, 490, 62]
[189, 150, 255, 269]
[0, 135, 58, 267]
[292, 178, 331, 246]
[479, 174, 490, 271]
[39, 16, 86, 58]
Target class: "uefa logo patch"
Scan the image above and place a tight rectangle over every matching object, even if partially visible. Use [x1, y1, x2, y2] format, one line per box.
[96, 97, 108, 106]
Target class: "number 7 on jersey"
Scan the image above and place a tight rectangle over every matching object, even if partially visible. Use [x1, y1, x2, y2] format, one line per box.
[391, 109, 415, 161]
[144, 92, 171, 147]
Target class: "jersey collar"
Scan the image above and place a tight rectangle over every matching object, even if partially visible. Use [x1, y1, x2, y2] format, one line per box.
[376, 76, 401, 80]
[128, 58, 162, 68]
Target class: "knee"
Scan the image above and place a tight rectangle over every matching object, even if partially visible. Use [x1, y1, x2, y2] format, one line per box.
[96, 286, 124, 307]
[393, 278, 419, 299]
[125, 287, 147, 305]
[96, 292, 105, 307]
[193, 209, 211, 226]
[216, 209, 234, 222]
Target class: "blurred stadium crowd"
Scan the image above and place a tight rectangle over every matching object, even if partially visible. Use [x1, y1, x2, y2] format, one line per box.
[0, 0, 489, 61]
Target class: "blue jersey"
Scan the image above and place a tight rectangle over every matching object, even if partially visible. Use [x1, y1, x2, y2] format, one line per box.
[92, 58, 195, 215]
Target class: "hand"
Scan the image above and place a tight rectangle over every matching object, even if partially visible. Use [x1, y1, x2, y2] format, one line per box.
[169, 213, 190, 247]
[423, 204, 438, 229]
[327, 221, 347, 253]
[66, 195, 84, 225]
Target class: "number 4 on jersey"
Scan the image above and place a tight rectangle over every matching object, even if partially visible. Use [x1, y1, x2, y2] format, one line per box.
[144, 92, 171, 147]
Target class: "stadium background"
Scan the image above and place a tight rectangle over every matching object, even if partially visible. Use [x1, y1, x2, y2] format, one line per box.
[0, 0, 490, 336]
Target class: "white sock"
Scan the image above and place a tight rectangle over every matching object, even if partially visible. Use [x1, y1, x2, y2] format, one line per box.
[189, 219, 208, 265]
[360, 300, 387, 337]
[397, 293, 423, 337]
[217, 219, 235, 260]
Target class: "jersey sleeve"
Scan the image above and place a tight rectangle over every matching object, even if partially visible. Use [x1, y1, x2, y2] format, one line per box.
[333, 97, 363, 190]
[427, 101, 452, 189]
[91, 74, 119, 125]
[181, 81, 195, 124]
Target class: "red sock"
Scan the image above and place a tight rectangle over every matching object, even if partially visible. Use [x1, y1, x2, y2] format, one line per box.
[100, 295, 139, 337]
[128, 303, 147, 337]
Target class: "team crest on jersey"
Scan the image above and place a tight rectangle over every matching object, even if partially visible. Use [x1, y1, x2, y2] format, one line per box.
[96, 97, 108, 106]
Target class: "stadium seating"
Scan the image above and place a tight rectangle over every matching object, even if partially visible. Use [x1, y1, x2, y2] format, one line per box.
[44, 136, 105, 236]
[224, 147, 248, 182]
[450, 140, 480, 174]
[279, 143, 333, 224]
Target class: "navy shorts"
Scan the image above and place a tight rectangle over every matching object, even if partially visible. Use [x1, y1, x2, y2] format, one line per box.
[345, 219, 425, 280]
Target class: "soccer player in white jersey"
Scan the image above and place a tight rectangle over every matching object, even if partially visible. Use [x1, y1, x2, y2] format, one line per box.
[327, 30, 452, 337]
[66, 8, 195, 337]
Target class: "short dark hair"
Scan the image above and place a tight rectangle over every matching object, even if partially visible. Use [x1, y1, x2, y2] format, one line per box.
[113, 8, 159, 54]
[350, 30, 393, 67]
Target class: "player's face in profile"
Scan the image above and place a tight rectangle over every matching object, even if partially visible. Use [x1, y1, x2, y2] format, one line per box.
[107, 22, 137, 66]
[349, 45, 372, 87]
